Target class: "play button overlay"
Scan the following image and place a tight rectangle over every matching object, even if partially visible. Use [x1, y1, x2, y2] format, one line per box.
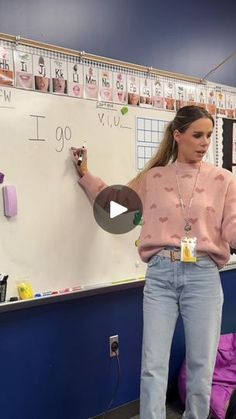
[93, 184, 143, 234]
[110, 201, 127, 218]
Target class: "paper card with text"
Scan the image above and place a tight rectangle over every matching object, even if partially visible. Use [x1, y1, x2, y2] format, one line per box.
[14, 50, 34, 89]
[232, 123, 236, 165]
[51, 58, 68, 94]
[216, 89, 226, 116]
[113, 72, 127, 104]
[152, 79, 164, 109]
[33, 54, 51, 92]
[225, 92, 235, 119]
[98, 68, 113, 102]
[175, 83, 187, 110]
[139, 77, 153, 107]
[67, 62, 83, 98]
[196, 85, 207, 107]
[83, 65, 99, 100]
[186, 85, 197, 105]
[206, 87, 216, 115]
[0, 46, 14, 86]
[164, 81, 176, 111]
[127, 74, 140, 106]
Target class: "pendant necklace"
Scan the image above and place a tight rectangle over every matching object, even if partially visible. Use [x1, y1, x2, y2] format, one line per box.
[175, 161, 202, 234]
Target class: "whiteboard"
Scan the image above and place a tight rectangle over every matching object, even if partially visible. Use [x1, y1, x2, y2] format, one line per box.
[0, 86, 175, 298]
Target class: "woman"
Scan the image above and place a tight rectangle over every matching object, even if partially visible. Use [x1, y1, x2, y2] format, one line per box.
[71, 105, 236, 419]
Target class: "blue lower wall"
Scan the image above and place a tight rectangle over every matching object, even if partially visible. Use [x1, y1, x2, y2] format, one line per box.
[0, 270, 235, 419]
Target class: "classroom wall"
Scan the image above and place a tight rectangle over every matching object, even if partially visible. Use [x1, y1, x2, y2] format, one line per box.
[0, 0, 236, 87]
[0, 1, 236, 418]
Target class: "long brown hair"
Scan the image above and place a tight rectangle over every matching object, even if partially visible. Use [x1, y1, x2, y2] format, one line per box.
[129, 105, 214, 188]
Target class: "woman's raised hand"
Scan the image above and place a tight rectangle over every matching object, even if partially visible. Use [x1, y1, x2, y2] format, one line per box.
[71, 146, 88, 177]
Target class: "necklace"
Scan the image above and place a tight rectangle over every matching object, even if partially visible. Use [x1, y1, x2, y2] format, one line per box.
[175, 161, 202, 233]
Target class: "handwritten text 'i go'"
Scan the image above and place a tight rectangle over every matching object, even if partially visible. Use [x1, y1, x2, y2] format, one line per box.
[29, 114, 72, 152]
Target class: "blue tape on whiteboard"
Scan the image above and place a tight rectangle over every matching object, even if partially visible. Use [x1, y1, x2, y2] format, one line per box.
[2, 185, 17, 217]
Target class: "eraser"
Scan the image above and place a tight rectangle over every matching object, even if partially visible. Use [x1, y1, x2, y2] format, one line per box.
[9, 297, 18, 302]
[2, 185, 17, 217]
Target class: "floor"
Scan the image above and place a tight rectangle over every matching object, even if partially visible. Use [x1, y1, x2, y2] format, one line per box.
[92, 399, 185, 418]
[130, 401, 184, 418]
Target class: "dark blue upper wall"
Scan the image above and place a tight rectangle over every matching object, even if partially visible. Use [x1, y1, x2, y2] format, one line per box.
[0, 0, 236, 86]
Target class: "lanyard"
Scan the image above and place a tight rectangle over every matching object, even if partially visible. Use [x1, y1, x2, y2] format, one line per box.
[175, 161, 202, 234]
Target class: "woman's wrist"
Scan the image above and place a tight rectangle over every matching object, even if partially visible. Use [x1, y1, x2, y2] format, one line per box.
[79, 168, 88, 178]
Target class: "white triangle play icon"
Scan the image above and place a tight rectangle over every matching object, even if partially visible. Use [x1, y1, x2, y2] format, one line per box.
[110, 200, 128, 219]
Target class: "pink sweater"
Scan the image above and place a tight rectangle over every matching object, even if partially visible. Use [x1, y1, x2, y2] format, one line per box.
[79, 161, 236, 268]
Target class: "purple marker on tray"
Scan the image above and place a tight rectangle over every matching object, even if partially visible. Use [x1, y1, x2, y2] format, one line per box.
[0, 172, 4, 184]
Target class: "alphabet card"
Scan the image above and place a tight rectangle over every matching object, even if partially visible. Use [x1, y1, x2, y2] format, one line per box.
[206, 86, 216, 115]
[175, 83, 187, 110]
[67, 61, 83, 98]
[33, 54, 51, 92]
[216, 88, 226, 115]
[51, 57, 68, 94]
[83, 65, 98, 100]
[232, 123, 236, 165]
[225, 92, 235, 119]
[196, 85, 207, 107]
[139, 77, 153, 107]
[113, 71, 127, 104]
[14, 50, 34, 89]
[98, 68, 113, 102]
[186, 85, 196, 105]
[127, 74, 140, 106]
[164, 81, 175, 111]
[0, 45, 14, 86]
[152, 79, 164, 109]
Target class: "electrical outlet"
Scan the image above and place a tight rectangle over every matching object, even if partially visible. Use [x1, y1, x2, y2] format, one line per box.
[109, 335, 119, 357]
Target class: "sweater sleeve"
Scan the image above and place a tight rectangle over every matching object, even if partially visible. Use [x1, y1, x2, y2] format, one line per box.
[221, 177, 236, 249]
[78, 171, 147, 209]
[78, 171, 108, 204]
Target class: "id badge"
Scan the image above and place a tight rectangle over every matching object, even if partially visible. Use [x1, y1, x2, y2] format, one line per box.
[180, 236, 197, 262]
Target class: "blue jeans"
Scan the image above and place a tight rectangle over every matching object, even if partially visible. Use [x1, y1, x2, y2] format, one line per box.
[140, 254, 223, 419]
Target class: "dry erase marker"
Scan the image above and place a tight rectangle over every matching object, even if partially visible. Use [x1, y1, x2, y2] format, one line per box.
[111, 276, 145, 285]
[34, 292, 43, 298]
[43, 291, 59, 296]
[71, 286, 83, 291]
[9, 296, 18, 302]
[77, 142, 86, 166]
[34, 291, 58, 298]
[59, 287, 72, 294]
[35, 292, 51, 297]
[111, 278, 135, 285]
